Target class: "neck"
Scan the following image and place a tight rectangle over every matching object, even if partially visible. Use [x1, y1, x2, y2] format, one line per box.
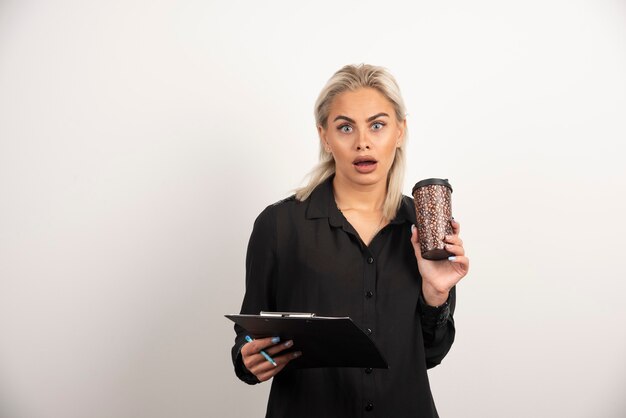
[332, 174, 387, 213]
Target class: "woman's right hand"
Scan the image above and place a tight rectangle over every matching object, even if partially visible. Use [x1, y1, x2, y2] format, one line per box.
[241, 337, 302, 382]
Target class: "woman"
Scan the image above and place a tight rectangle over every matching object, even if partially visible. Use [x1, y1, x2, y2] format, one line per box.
[231, 64, 469, 417]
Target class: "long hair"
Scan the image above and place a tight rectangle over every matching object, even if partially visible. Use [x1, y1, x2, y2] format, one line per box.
[295, 64, 408, 221]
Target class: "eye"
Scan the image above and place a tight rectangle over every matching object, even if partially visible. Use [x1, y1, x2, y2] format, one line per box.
[371, 122, 385, 131]
[339, 125, 353, 133]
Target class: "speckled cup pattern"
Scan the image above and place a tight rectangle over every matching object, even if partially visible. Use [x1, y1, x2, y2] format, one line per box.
[412, 184, 454, 260]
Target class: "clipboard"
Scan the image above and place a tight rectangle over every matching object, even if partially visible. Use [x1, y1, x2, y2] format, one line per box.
[226, 312, 388, 369]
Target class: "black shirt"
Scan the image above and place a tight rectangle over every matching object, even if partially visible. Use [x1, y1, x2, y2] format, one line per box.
[231, 176, 456, 418]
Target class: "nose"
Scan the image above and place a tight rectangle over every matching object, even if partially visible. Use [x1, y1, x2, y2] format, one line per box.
[356, 130, 371, 151]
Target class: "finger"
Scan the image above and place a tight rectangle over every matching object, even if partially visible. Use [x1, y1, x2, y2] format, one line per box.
[273, 350, 302, 364]
[243, 352, 268, 371]
[248, 359, 279, 380]
[444, 243, 465, 256]
[265, 340, 294, 356]
[256, 362, 285, 382]
[241, 336, 282, 371]
[255, 351, 303, 382]
[241, 336, 281, 356]
[247, 347, 297, 375]
[247, 354, 278, 376]
[447, 255, 470, 273]
[450, 218, 460, 235]
[444, 234, 463, 246]
[244, 340, 295, 371]
[410, 225, 424, 261]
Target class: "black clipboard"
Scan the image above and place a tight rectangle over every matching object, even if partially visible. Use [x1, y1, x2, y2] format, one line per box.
[226, 312, 388, 369]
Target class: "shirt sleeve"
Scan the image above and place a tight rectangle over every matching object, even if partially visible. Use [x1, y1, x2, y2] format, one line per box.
[418, 285, 456, 369]
[231, 205, 278, 384]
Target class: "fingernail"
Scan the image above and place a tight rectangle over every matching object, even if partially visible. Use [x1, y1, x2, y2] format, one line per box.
[271, 336, 281, 344]
[293, 351, 302, 358]
[448, 256, 457, 261]
[284, 340, 293, 348]
[411, 224, 416, 233]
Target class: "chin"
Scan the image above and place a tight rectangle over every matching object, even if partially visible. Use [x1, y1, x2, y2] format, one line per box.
[348, 173, 386, 187]
[336, 165, 390, 188]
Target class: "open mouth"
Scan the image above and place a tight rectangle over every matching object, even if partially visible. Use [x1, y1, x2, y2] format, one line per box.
[353, 156, 378, 173]
[353, 156, 378, 167]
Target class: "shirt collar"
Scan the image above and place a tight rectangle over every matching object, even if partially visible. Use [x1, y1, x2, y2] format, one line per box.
[391, 196, 416, 225]
[305, 175, 415, 226]
[305, 176, 343, 227]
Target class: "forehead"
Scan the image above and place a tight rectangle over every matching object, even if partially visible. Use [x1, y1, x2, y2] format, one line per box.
[329, 88, 395, 119]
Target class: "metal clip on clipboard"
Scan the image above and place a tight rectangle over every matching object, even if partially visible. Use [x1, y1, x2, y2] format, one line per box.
[260, 311, 316, 318]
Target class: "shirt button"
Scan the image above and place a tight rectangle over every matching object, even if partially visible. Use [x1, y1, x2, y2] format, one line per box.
[365, 367, 373, 374]
[365, 291, 374, 298]
[366, 328, 372, 335]
[367, 256, 374, 264]
[365, 402, 374, 411]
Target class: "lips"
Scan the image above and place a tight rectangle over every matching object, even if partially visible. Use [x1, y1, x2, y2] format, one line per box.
[353, 156, 378, 173]
[353, 156, 378, 166]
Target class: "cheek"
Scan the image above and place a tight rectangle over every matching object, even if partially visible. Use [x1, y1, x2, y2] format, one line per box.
[382, 136, 399, 156]
[330, 145, 351, 164]
[381, 143, 399, 168]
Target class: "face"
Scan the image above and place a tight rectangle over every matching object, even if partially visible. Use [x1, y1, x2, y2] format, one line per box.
[318, 87, 406, 190]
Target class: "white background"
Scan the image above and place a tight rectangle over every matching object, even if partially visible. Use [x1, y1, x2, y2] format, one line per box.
[1, 1, 625, 417]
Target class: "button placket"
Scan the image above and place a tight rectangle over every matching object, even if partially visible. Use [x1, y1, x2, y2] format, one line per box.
[363, 250, 377, 413]
[363, 253, 375, 338]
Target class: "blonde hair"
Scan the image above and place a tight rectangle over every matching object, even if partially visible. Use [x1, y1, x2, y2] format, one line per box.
[295, 63, 408, 221]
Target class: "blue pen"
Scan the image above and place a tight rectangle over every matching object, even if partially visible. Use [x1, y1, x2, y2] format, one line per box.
[245, 335, 277, 367]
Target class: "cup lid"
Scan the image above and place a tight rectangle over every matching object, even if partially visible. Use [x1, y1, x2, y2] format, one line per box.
[412, 178, 453, 194]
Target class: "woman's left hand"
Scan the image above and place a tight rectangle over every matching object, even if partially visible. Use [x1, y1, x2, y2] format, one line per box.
[410, 219, 470, 306]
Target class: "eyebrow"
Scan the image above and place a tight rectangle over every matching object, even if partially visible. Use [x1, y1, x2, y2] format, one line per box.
[367, 112, 389, 122]
[333, 115, 356, 124]
[333, 113, 390, 124]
